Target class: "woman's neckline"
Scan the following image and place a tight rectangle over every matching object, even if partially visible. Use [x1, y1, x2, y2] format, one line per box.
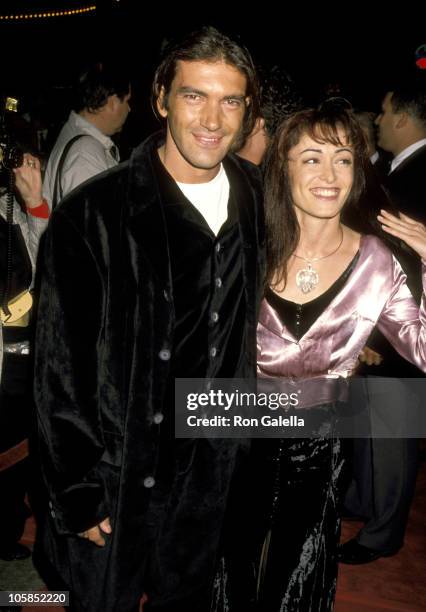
[268, 249, 360, 308]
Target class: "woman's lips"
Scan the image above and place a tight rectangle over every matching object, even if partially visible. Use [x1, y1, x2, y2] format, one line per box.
[310, 187, 340, 200]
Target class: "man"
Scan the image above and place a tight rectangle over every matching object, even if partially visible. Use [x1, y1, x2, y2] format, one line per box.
[339, 80, 426, 565]
[43, 61, 131, 208]
[34, 27, 264, 612]
[376, 83, 426, 220]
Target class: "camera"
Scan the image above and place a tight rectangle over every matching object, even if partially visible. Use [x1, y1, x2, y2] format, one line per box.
[0, 96, 24, 183]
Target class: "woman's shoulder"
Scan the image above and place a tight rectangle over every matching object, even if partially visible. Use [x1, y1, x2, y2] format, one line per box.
[359, 233, 394, 262]
[361, 234, 392, 255]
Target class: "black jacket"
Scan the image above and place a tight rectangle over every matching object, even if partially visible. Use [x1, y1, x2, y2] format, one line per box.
[385, 144, 426, 222]
[34, 133, 265, 611]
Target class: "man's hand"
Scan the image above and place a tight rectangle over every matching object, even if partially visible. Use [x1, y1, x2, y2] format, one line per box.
[358, 346, 383, 366]
[78, 517, 112, 547]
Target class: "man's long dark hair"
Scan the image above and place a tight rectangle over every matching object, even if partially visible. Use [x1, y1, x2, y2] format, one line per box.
[151, 26, 260, 146]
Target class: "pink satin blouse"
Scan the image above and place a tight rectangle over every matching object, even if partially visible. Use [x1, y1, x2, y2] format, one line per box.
[257, 235, 426, 406]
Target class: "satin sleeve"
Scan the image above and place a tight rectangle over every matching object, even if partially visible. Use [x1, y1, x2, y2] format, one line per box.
[377, 255, 426, 372]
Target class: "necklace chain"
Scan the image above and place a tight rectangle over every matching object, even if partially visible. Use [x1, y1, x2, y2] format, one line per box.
[294, 227, 344, 294]
[293, 227, 344, 263]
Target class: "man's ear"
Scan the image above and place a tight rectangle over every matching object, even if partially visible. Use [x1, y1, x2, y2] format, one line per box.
[156, 87, 168, 118]
[395, 112, 408, 129]
[252, 117, 265, 136]
[100, 95, 116, 115]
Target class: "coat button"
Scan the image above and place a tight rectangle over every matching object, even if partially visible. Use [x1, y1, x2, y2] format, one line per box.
[50, 510, 56, 518]
[215, 242, 221, 253]
[210, 347, 217, 357]
[159, 349, 171, 361]
[153, 412, 164, 424]
[215, 277, 222, 288]
[211, 311, 219, 323]
[143, 476, 155, 488]
[163, 289, 170, 302]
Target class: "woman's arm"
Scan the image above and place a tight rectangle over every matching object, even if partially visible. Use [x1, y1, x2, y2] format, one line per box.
[13, 154, 49, 264]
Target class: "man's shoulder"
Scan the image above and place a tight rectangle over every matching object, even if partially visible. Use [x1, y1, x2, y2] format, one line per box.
[387, 149, 426, 215]
[225, 154, 263, 195]
[228, 153, 262, 179]
[391, 146, 426, 181]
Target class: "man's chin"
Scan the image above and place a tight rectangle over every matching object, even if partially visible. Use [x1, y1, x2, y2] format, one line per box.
[188, 153, 226, 171]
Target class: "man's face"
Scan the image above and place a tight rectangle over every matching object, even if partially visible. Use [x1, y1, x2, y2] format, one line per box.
[106, 90, 131, 135]
[375, 92, 398, 154]
[157, 60, 249, 182]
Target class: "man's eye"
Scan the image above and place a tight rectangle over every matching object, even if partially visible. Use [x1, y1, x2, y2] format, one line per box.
[224, 99, 242, 107]
[184, 94, 201, 102]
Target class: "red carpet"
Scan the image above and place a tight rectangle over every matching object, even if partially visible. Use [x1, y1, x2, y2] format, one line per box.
[17, 460, 426, 611]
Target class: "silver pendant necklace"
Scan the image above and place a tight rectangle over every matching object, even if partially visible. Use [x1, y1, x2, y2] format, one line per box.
[294, 228, 344, 294]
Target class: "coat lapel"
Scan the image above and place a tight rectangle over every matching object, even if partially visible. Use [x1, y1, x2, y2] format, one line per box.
[125, 133, 173, 292]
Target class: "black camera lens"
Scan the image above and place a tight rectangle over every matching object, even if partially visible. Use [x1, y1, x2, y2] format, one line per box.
[3, 145, 24, 169]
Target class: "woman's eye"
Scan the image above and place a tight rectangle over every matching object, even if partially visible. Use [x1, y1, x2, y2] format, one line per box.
[337, 158, 353, 165]
[303, 158, 319, 164]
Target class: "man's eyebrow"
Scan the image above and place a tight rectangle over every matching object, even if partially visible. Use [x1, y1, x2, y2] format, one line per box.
[223, 94, 246, 100]
[177, 86, 206, 96]
[176, 87, 246, 101]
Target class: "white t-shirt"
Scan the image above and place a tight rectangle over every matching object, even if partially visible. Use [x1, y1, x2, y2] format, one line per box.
[177, 164, 230, 236]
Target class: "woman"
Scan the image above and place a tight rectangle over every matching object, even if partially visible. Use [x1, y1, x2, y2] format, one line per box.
[254, 103, 426, 611]
[0, 154, 48, 562]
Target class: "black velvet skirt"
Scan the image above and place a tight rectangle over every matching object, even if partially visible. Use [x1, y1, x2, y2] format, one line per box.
[213, 404, 345, 612]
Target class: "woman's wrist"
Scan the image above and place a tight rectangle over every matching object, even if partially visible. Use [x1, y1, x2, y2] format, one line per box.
[25, 198, 50, 219]
[24, 195, 45, 209]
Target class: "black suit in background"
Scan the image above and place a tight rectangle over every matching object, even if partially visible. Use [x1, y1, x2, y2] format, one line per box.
[344, 144, 426, 554]
[385, 144, 426, 222]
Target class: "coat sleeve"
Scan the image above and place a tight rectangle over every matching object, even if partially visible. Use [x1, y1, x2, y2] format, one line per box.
[34, 208, 109, 535]
[377, 255, 426, 372]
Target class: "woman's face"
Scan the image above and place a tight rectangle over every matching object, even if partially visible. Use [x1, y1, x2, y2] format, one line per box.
[287, 127, 354, 221]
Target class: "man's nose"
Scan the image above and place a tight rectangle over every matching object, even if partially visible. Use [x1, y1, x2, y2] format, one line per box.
[200, 101, 221, 131]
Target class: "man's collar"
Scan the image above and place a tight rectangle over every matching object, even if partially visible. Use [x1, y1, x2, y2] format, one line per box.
[390, 138, 426, 173]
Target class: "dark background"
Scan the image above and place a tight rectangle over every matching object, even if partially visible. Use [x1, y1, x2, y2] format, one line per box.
[1, 1, 425, 153]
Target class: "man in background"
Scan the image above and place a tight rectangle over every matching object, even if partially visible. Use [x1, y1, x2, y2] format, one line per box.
[43, 61, 131, 208]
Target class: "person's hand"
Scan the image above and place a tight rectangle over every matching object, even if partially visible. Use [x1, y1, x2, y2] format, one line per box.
[378, 209, 426, 260]
[13, 154, 43, 209]
[78, 517, 112, 547]
[358, 346, 383, 366]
